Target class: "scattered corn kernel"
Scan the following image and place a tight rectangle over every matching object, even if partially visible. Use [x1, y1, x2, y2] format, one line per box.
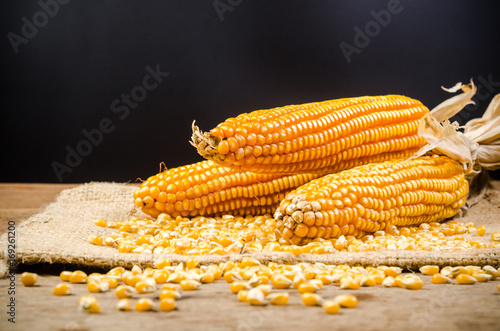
[431, 274, 452, 284]
[247, 288, 266, 306]
[186, 257, 199, 269]
[115, 285, 136, 299]
[476, 226, 486, 236]
[482, 266, 500, 280]
[238, 290, 249, 302]
[382, 276, 395, 287]
[267, 292, 289, 306]
[69, 270, 88, 284]
[135, 298, 154, 312]
[298, 282, 318, 294]
[492, 232, 500, 241]
[402, 276, 424, 290]
[230, 281, 250, 294]
[271, 274, 292, 289]
[60, 271, 72, 281]
[471, 273, 491, 282]
[301, 293, 323, 306]
[78, 295, 100, 314]
[334, 294, 357, 308]
[159, 289, 182, 300]
[20, 272, 38, 286]
[180, 279, 201, 291]
[323, 300, 340, 314]
[456, 274, 477, 285]
[116, 299, 131, 311]
[419, 265, 440, 275]
[256, 284, 272, 296]
[53, 283, 73, 296]
[160, 298, 176, 312]
[135, 278, 156, 294]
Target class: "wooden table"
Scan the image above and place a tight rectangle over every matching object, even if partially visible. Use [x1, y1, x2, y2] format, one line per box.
[1, 183, 499, 331]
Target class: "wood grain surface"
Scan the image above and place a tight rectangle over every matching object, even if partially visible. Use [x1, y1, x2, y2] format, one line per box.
[0, 183, 499, 331]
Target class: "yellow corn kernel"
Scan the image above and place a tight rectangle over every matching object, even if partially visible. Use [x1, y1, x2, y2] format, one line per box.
[180, 279, 201, 291]
[224, 270, 243, 283]
[482, 266, 500, 280]
[402, 276, 423, 290]
[431, 274, 452, 284]
[239, 257, 261, 268]
[155, 259, 172, 269]
[94, 219, 107, 227]
[340, 278, 360, 290]
[69, 270, 87, 283]
[135, 298, 154, 312]
[87, 281, 109, 293]
[256, 285, 272, 297]
[247, 288, 266, 306]
[456, 274, 477, 285]
[471, 273, 491, 283]
[323, 300, 340, 314]
[107, 267, 125, 278]
[293, 273, 307, 289]
[167, 272, 185, 284]
[301, 293, 323, 306]
[186, 257, 199, 269]
[153, 270, 169, 284]
[440, 266, 453, 278]
[271, 274, 292, 289]
[238, 290, 249, 302]
[78, 295, 100, 314]
[419, 265, 439, 276]
[230, 281, 250, 294]
[162, 283, 182, 292]
[334, 294, 358, 308]
[88, 235, 103, 246]
[159, 289, 182, 300]
[309, 279, 324, 289]
[316, 274, 334, 285]
[360, 275, 376, 287]
[131, 265, 142, 275]
[53, 283, 73, 296]
[382, 276, 395, 287]
[160, 298, 176, 312]
[115, 285, 136, 299]
[394, 275, 405, 288]
[476, 226, 486, 236]
[298, 282, 318, 294]
[135, 278, 156, 294]
[267, 292, 289, 306]
[492, 232, 500, 241]
[20, 272, 38, 286]
[60, 271, 72, 282]
[200, 273, 215, 284]
[116, 299, 131, 311]
[248, 275, 269, 287]
[450, 267, 467, 278]
[384, 267, 402, 277]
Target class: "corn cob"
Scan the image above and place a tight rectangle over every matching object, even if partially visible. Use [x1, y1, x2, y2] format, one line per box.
[133, 160, 323, 218]
[191, 95, 428, 174]
[274, 155, 469, 245]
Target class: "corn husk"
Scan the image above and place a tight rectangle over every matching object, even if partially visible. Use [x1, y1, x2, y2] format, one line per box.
[414, 80, 500, 178]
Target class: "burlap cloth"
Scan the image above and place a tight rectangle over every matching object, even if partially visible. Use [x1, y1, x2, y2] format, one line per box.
[1, 182, 499, 276]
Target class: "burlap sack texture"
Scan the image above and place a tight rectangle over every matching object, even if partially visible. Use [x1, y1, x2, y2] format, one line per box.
[1, 182, 499, 276]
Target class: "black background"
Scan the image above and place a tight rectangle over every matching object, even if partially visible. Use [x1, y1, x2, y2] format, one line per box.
[2, 0, 500, 183]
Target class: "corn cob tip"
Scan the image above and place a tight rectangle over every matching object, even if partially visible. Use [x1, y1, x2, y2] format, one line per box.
[190, 121, 224, 162]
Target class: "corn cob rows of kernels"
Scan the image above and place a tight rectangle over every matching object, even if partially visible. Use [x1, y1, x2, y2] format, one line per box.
[92, 215, 500, 255]
[274, 155, 468, 245]
[22, 260, 500, 314]
[133, 160, 323, 218]
[191, 95, 428, 174]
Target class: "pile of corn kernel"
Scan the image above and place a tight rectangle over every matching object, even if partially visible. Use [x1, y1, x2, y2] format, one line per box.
[89, 214, 500, 255]
[20, 258, 500, 314]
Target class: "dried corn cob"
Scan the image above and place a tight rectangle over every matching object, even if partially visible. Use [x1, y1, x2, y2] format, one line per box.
[191, 95, 428, 174]
[134, 160, 322, 218]
[275, 155, 468, 245]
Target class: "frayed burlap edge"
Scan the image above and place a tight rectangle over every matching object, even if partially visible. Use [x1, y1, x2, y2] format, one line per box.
[1, 182, 499, 277]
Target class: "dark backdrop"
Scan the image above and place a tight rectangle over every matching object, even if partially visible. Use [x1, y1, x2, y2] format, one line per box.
[2, 0, 499, 183]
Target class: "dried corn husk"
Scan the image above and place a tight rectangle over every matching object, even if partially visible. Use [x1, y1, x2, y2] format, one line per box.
[414, 80, 500, 178]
